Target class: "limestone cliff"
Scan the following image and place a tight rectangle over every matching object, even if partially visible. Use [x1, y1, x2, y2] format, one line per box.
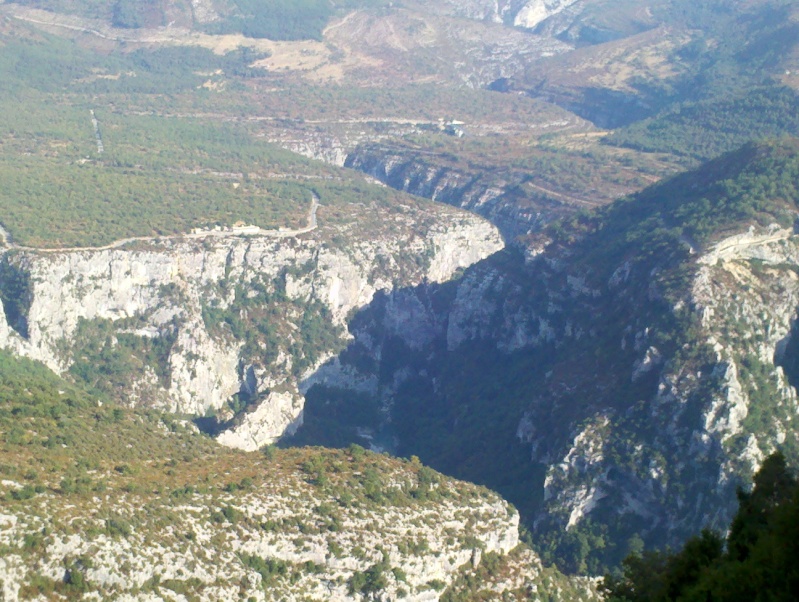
[434, 0, 581, 29]
[528, 224, 799, 565]
[288, 142, 799, 571]
[0, 210, 503, 452]
[296, 223, 799, 570]
[0, 350, 597, 602]
[345, 146, 572, 242]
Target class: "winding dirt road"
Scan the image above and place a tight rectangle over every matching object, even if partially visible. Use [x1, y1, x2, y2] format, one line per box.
[0, 194, 319, 254]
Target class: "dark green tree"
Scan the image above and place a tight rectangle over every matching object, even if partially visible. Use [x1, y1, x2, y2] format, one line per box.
[727, 451, 796, 562]
[601, 452, 797, 602]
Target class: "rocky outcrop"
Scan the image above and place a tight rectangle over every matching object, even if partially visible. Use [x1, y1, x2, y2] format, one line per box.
[216, 390, 304, 451]
[0, 342, 596, 601]
[502, 226, 799, 550]
[272, 136, 351, 167]
[435, 0, 581, 29]
[189, 0, 219, 24]
[0, 446, 530, 601]
[690, 226, 799, 468]
[0, 213, 503, 451]
[513, 0, 581, 29]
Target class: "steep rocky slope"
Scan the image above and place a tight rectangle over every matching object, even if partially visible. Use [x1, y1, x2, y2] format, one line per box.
[343, 137, 652, 242]
[289, 140, 799, 572]
[408, 0, 645, 38]
[0, 351, 596, 601]
[0, 195, 502, 451]
[345, 147, 562, 241]
[0, 448, 523, 601]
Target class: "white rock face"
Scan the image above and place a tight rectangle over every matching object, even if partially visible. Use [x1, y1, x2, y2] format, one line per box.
[216, 391, 303, 451]
[698, 224, 794, 266]
[436, 0, 579, 28]
[0, 215, 503, 450]
[542, 415, 610, 529]
[514, 0, 580, 29]
[373, 221, 799, 546]
[543, 225, 799, 534]
[687, 226, 799, 484]
[562, 228, 799, 534]
[703, 361, 748, 441]
[281, 138, 350, 167]
[346, 147, 563, 242]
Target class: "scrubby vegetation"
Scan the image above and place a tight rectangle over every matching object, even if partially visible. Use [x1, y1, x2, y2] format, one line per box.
[202, 272, 346, 379]
[206, 0, 340, 41]
[66, 317, 177, 403]
[0, 34, 297, 246]
[561, 139, 799, 257]
[547, 1, 799, 162]
[0, 348, 220, 496]
[1, 348, 540, 598]
[490, 140, 799, 572]
[111, 0, 163, 28]
[442, 546, 595, 601]
[0, 81, 324, 247]
[0, 29, 423, 247]
[4, 0, 799, 588]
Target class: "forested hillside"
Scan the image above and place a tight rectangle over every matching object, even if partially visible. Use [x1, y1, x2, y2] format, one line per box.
[597, 0, 799, 159]
[606, 87, 799, 160]
[0, 27, 419, 247]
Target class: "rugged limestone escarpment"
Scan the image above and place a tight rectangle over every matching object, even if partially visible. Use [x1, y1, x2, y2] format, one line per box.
[298, 228, 799, 572]
[0, 210, 502, 451]
[345, 147, 572, 241]
[290, 141, 799, 572]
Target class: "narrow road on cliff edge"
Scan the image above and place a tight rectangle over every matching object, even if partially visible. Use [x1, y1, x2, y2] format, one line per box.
[0, 194, 320, 254]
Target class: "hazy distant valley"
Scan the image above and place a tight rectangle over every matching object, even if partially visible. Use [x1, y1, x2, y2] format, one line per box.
[2, 0, 799, 599]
